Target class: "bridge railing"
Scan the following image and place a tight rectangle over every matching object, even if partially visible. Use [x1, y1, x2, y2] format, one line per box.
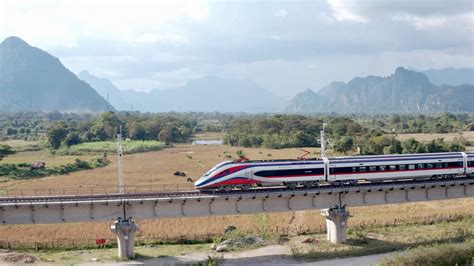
[0, 183, 196, 197]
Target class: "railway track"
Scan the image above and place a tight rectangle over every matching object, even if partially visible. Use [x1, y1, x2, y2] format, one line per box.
[0, 177, 473, 204]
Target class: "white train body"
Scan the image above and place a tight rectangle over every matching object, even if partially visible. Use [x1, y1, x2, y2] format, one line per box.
[195, 152, 474, 190]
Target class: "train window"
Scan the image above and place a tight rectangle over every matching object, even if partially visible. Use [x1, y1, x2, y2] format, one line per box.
[369, 166, 377, 172]
[417, 164, 424, 169]
[335, 167, 352, 174]
[447, 162, 463, 167]
[399, 165, 406, 170]
[389, 165, 397, 171]
[352, 167, 357, 173]
[427, 163, 433, 169]
[379, 165, 386, 171]
[435, 163, 443, 168]
[408, 164, 415, 170]
[359, 166, 366, 172]
[469, 161, 474, 167]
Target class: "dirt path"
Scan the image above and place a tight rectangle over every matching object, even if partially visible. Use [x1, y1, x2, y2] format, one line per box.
[138, 245, 390, 265]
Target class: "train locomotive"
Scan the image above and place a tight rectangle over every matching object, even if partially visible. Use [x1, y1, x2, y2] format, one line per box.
[194, 152, 474, 191]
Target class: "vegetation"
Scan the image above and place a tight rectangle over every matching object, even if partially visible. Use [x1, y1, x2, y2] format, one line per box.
[368, 112, 474, 134]
[223, 114, 467, 154]
[291, 215, 473, 261]
[380, 240, 474, 265]
[2, 111, 472, 155]
[61, 140, 166, 155]
[0, 144, 15, 160]
[0, 156, 109, 179]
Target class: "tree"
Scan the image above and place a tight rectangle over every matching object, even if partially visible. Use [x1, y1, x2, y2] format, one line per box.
[47, 122, 69, 149]
[334, 136, 354, 154]
[93, 111, 122, 139]
[401, 138, 421, 154]
[64, 132, 82, 147]
[363, 135, 401, 155]
[128, 122, 147, 140]
[0, 144, 15, 161]
[158, 128, 172, 143]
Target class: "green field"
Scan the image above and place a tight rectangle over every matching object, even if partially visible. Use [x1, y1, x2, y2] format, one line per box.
[65, 140, 166, 155]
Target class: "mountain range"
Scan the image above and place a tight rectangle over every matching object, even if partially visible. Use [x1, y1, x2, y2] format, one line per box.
[0, 36, 113, 112]
[286, 67, 474, 114]
[1, 36, 473, 114]
[79, 71, 286, 113]
[422, 68, 474, 87]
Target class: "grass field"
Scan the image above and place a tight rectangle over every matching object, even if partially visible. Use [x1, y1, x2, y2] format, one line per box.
[5, 215, 473, 264]
[64, 140, 166, 155]
[396, 131, 474, 142]
[0, 142, 473, 245]
[1, 150, 94, 167]
[396, 131, 474, 151]
[0, 140, 41, 148]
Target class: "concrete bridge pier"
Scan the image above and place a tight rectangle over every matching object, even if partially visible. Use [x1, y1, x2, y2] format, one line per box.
[320, 206, 350, 244]
[111, 219, 139, 259]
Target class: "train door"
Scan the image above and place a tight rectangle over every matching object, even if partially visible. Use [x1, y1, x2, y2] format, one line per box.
[246, 169, 253, 180]
[328, 164, 337, 181]
[462, 152, 470, 175]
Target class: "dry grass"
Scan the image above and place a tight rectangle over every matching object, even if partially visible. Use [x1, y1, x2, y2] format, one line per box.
[0, 140, 40, 148]
[192, 132, 225, 140]
[1, 151, 95, 168]
[0, 145, 320, 193]
[397, 131, 474, 142]
[0, 144, 473, 244]
[290, 215, 473, 260]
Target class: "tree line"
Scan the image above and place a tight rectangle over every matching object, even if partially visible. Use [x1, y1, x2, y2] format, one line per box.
[1, 111, 472, 154]
[223, 115, 468, 155]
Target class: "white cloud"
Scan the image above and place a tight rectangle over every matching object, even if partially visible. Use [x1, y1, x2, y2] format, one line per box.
[392, 12, 473, 31]
[327, 0, 368, 23]
[1, 0, 472, 97]
[135, 33, 189, 46]
[0, 0, 209, 48]
[274, 9, 288, 18]
[392, 15, 447, 30]
[266, 35, 281, 40]
[306, 64, 319, 69]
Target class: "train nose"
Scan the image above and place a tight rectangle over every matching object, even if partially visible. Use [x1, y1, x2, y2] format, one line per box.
[194, 177, 206, 188]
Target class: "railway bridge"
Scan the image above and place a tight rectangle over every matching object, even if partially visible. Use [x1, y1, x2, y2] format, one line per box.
[1, 178, 473, 258]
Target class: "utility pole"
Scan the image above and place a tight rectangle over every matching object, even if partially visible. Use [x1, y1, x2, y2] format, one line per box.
[321, 123, 327, 158]
[117, 126, 125, 194]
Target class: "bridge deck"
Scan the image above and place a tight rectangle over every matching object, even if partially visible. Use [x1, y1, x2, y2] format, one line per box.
[0, 178, 473, 225]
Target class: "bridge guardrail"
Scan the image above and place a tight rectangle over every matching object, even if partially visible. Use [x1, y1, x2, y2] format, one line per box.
[0, 183, 196, 198]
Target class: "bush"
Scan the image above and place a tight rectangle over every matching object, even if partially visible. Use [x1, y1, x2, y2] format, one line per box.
[380, 240, 474, 265]
[0, 156, 109, 179]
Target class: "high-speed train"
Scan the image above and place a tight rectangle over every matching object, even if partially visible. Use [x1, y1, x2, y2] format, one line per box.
[194, 152, 474, 191]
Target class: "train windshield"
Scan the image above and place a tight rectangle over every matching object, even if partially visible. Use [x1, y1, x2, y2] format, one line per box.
[203, 161, 232, 176]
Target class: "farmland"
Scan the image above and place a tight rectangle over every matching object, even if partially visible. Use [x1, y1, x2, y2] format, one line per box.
[0, 137, 473, 245]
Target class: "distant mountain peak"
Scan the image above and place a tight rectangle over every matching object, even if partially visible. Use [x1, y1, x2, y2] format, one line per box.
[0, 37, 114, 112]
[392, 66, 431, 86]
[286, 67, 474, 114]
[78, 70, 91, 76]
[301, 88, 315, 95]
[2, 36, 29, 47]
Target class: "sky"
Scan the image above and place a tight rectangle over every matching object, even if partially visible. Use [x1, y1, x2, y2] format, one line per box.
[1, 0, 473, 99]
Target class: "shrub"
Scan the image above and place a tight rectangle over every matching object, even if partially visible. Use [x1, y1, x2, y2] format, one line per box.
[380, 240, 474, 265]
